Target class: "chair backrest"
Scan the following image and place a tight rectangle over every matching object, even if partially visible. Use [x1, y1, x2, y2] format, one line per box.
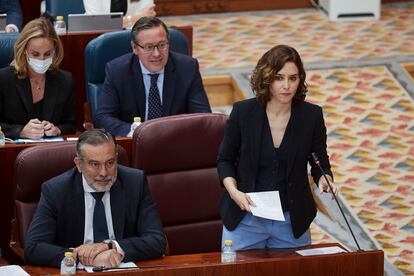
[84, 28, 189, 120]
[45, 0, 85, 24]
[10, 141, 129, 261]
[131, 113, 228, 255]
[0, 33, 19, 68]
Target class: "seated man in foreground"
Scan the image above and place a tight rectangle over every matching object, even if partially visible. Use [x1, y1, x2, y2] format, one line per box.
[95, 16, 211, 136]
[25, 129, 166, 268]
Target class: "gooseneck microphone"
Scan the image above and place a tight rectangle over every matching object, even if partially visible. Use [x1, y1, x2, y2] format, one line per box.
[92, 264, 166, 272]
[311, 153, 363, 252]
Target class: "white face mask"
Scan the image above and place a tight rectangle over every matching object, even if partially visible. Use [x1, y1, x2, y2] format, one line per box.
[27, 57, 53, 74]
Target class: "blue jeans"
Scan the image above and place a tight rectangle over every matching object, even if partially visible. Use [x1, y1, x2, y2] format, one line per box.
[222, 212, 311, 250]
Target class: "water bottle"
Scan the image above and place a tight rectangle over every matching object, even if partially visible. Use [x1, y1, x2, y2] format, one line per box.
[221, 239, 236, 263]
[0, 126, 5, 146]
[54, 16, 67, 34]
[60, 251, 76, 275]
[127, 117, 141, 137]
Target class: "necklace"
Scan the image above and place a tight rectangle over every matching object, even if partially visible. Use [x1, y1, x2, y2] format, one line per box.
[29, 77, 45, 103]
[30, 77, 45, 91]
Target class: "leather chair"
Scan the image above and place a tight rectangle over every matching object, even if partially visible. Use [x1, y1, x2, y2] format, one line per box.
[0, 33, 19, 68]
[84, 28, 189, 122]
[45, 0, 85, 25]
[9, 142, 129, 261]
[132, 113, 228, 255]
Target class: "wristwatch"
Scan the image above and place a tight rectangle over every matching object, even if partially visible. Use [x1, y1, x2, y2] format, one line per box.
[102, 239, 113, 250]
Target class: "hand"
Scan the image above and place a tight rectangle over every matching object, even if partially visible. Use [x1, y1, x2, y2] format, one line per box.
[42, 121, 61, 136]
[73, 243, 108, 266]
[318, 175, 339, 199]
[141, 4, 156, 17]
[92, 249, 123, 269]
[223, 177, 256, 212]
[20, 119, 44, 139]
[5, 25, 17, 33]
[228, 188, 256, 212]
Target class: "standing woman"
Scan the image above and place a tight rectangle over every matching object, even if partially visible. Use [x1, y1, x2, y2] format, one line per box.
[0, 17, 76, 139]
[217, 45, 338, 250]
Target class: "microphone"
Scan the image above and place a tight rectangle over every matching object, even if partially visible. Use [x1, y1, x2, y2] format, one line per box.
[92, 264, 166, 272]
[311, 153, 363, 252]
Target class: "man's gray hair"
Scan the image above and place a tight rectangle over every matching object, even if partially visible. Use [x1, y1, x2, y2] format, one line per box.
[76, 129, 117, 158]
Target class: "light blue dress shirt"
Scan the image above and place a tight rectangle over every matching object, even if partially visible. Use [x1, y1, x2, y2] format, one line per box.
[139, 61, 165, 121]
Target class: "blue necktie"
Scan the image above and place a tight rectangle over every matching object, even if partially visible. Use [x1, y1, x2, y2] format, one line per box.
[91, 192, 109, 243]
[147, 73, 162, 120]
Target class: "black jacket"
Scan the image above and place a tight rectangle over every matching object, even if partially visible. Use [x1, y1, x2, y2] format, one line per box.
[0, 66, 76, 138]
[217, 98, 333, 238]
[24, 165, 166, 267]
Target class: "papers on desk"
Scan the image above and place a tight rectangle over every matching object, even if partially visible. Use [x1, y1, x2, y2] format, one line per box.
[246, 191, 285, 221]
[79, 262, 138, 273]
[296, 246, 347, 256]
[14, 137, 65, 144]
[0, 265, 30, 276]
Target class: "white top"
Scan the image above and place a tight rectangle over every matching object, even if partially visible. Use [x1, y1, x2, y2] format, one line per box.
[83, 0, 153, 16]
[83, 0, 111, 14]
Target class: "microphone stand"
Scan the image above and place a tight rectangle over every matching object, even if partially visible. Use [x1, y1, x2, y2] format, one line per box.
[92, 264, 166, 272]
[311, 153, 363, 252]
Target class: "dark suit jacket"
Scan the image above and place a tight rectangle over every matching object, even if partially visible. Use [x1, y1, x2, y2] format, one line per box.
[24, 165, 166, 268]
[0, 66, 76, 139]
[95, 51, 211, 136]
[0, 0, 23, 31]
[217, 98, 333, 238]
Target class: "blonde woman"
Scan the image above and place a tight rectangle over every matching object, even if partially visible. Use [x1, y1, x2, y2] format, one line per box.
[0, 17, 75, 139]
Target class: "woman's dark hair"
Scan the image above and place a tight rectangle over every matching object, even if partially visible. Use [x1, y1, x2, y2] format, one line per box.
[250, 44, 307, 104]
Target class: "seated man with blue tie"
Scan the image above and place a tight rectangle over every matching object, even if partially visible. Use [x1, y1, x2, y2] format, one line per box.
[95, 16, 211, 136]
[25, 129, 166, 268]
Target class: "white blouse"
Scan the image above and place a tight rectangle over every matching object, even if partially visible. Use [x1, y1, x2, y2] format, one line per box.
[83, 0, 153, 16]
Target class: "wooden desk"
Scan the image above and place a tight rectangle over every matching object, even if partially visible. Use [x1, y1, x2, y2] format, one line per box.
[0, 138, 132, 259]
[22, 244, 384, 275]
[58, 26, 193, 131]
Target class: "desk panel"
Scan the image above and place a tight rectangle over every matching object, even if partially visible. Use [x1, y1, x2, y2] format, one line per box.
[22, 244, 384, 276]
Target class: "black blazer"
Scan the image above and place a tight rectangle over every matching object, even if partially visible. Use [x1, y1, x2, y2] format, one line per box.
[24, 165, 166, 268]
[217, 98, 333, 238]
[0, 66, 76, 139]
[95, 51, 211, 136]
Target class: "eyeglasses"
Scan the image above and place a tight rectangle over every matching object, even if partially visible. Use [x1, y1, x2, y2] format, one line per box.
[80, 158, 117, 172]
[135, 41, 169, 53]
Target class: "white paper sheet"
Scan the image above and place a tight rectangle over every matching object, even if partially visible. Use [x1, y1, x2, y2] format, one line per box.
[14, 137, 64, 144]
[246, 191, 285, 221]
[79, 261, 138, 273]
[0, 265, 30, 276]
[296, 246, 347, 256]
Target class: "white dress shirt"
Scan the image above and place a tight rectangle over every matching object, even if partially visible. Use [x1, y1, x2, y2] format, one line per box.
[81, 175, 124, 254]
